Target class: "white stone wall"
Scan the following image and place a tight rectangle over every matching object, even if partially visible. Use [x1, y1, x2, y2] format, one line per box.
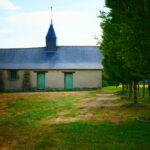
[73, 70, 102, 89]
[0, 69, 102, 91]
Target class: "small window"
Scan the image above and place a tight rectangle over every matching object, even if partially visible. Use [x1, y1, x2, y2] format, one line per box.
[10, 70, 17, 80]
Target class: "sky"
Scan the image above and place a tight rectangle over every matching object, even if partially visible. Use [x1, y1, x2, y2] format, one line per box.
[0, 0, 106, 48]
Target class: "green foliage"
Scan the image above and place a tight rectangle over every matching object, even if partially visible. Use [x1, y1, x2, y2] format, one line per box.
[102, 71, 119, 87]
[99, 0, 150, 103]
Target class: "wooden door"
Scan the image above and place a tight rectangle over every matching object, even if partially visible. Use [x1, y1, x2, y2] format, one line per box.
[37, 73, 45, 90]
[64, 73, 73, 90]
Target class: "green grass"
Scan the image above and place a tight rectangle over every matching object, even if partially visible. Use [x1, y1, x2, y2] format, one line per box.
[0, 87, 150, 150]
[101, 86, 122, 92]
[56, 121, 150, 150]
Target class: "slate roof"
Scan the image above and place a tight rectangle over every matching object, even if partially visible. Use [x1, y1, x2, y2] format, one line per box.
[0, 46, 103, 70]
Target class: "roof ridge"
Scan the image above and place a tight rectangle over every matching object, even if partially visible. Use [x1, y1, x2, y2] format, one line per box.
[58, 45, 97, 47]
[0, 47, 45, 50]
[0, 45, 99, 50]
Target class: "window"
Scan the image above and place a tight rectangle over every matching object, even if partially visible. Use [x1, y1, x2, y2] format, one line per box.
[10, 70, 17, 80]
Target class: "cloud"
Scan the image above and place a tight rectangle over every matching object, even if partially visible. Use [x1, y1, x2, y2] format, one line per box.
[7, 10, 86, 27]
[5, 10, 101, 46]
[7, 11, 51, 25]
[0, 28, 14, 33]
[0, 0, 20, 10]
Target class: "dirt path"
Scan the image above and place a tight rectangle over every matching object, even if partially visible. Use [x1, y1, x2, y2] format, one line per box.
[44, 92, 121, 124]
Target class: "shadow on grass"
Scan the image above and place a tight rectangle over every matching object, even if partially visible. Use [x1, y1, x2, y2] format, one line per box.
[54, 121, 150, 150]
[115, 90, 128, 96]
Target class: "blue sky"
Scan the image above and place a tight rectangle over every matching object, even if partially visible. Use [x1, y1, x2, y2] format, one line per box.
[0, 0, 106, 48]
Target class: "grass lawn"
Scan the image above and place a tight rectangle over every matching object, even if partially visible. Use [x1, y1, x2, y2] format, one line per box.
[0, 87, 150, 150]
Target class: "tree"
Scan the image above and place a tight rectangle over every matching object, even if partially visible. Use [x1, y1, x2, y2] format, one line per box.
[99, 0, 150, 103]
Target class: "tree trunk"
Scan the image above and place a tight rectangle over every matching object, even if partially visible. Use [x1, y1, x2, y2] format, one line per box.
[138, 84, 140, 97]
[148, 80, 150, 101]
[122, 83, 125, 92]
[133, 81, 137, 104]
[142, 80, 145, 98]
[129, 82, 133, 99]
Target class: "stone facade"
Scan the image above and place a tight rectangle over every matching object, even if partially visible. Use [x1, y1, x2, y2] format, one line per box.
[0, 69, 102, 91]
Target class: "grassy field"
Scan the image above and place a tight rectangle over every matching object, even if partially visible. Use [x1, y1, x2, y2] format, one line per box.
[0, 87, 150, 150]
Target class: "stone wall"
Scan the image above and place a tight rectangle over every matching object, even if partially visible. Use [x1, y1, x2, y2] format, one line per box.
[0, 69, 102, 91]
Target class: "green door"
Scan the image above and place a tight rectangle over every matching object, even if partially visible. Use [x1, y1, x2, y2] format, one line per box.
[37, 73, 45, 90]
[64, 73, 73, 90]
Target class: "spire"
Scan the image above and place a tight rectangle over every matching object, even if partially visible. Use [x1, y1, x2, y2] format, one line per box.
[46, 6, 57, 51]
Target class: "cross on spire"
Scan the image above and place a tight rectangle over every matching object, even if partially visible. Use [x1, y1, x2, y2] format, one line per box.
[50, 6, 53, 24]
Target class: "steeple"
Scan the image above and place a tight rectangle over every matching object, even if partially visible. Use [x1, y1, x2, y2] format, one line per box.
[46, 7, 57, 51]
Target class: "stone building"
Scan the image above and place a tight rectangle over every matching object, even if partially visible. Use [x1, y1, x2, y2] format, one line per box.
[0, 20, 103, 91]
